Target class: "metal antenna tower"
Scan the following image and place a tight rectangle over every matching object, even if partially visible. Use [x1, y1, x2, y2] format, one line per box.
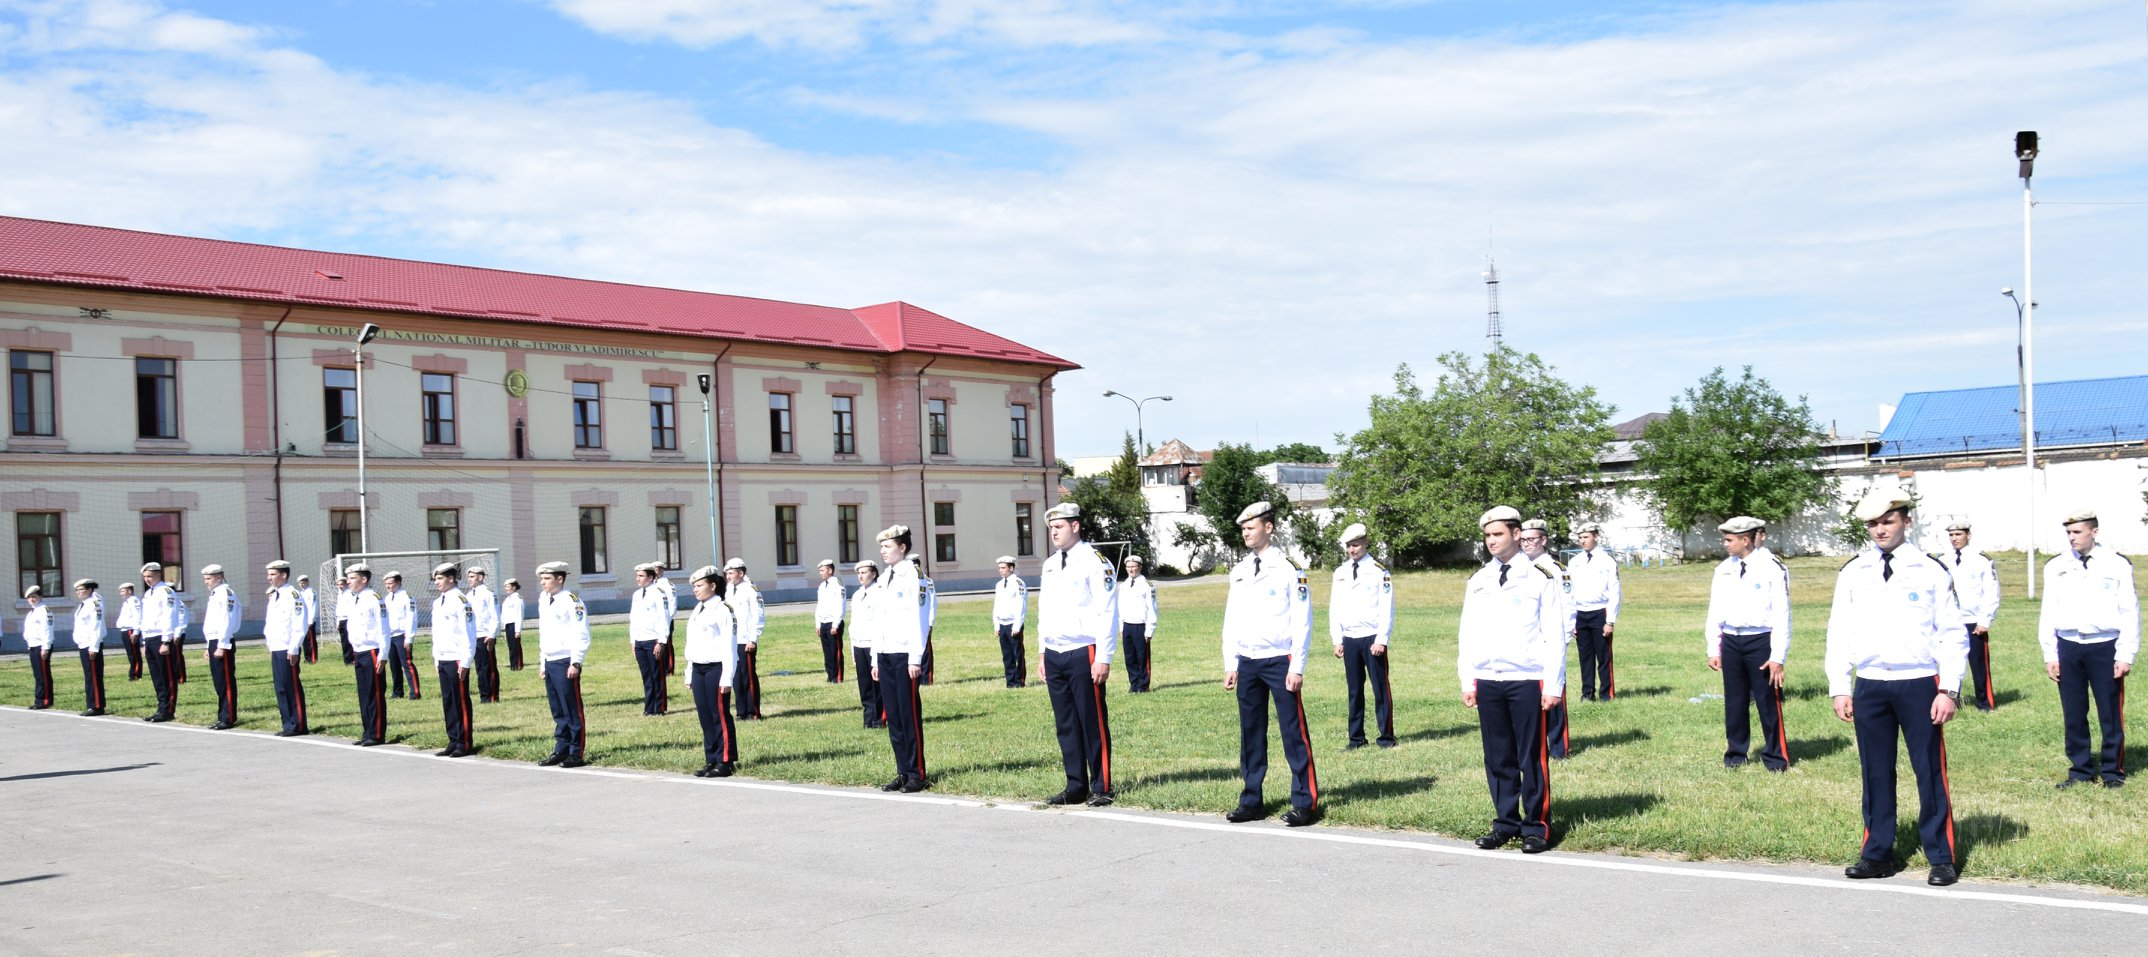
[1483, 258, 1503, 349]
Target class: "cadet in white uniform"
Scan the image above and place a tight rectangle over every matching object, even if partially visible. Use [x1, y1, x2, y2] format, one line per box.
[115, 581, 144, 681]
[344, 564, 391, 746]
[536, 561, 591, 767]
[1460, 506, 1567, 853]
[1036, 503, 1119, 806]
[200, 564, 242, 729]
[1938, 523, 2001, 712]
[992, 556, 1029, 688]
[683, 564, 740, 777]
[2038, 509, 2137, 789]
[815, 559, 849, 683]
[383, 571, 421, 700]
[263, 561, 309, 736]
[466, 568, 501, 703]
[1827, 487, 1966, 886]
[1330, 522, 1396, 750]
[72, 579, 107, 715]
[725, 558, 766, 720]
[500, 579, 527, 671]
[170, 587, 191, 686]
[1222, 501, 1319, 827]
[296, 574, 320, 665]
[430, 563, 477, 757]
[334, 576, 355, 665]
[137, 564, 180, 721]
[917, 557, 939, 685]
[1705, 517, 1792, 771]
[630, 562, 674, 716]
[1120, 556, 1158, 693]
[850, 560, 884, 728]
[1518, 520, 1573, 759]
[871, 526, 931, 791]
[22, 584, 54, 709]
[1568, 522, 1621, 700]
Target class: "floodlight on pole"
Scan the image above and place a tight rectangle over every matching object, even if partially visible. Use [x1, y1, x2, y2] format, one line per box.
[1101, 390, 1172, 456]
[2014, 130, 2039, 598]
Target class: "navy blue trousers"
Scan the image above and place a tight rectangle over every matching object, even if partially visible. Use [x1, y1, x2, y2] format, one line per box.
[78, 650, 106, 713]
[123, 629, 144, 680]
[388, 636, 421, 699]
[146, 636, 178, 716]
[997, 623, 1026, 688]
[634, 640, 670, 715]
[438, 661, 473, 751]
[1721, 632, 1788, 770]
[853, 646, 882, 727]
[733, 647, 761, 720]
[208, 648, 238, 725]
[691, 662, 738, 765]
[28, 648, 53, 708]
[543, 658, 585, 758]
[353, 649, 387, 742]
[1476, 678, 1551, 840]
[819, 622, 846, 683]
[1575, 610, 1612, 699]
[504, 623, 524, 671]
[877, 652, 926, 784]
[2057, 640, 2126, 783]
[1045, 646, 1113, 794]
[474, 638, 500, 701]
[1341, 636, 1395, 746]
[271, 650, 306, 734]
[1235, 655, 1318, 812]
[1965, 625, 1996, 711]
[1121, 623, 1152, 693]
[1851, 676, 1955, 866]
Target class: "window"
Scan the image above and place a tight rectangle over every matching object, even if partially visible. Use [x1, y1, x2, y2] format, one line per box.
[426, 508, 461, 551]
[655, 506, 682, 570]
[322, 368, 357, 444]
[16, 512, 60, 596]
[831, 395, 856, 455]
[1015, 503, 1035, 557]
[10, 351, 54, 437]
[421, 373, 457, 446]
[933, 501, 957, 563]
[769, 392, 794, 454]
[578, 507, 608, 575]
[928, 398, 950, 455]
[836, 504, 860, 564]
[649, 386, 679, 451]
[141, 511, 184, 586]
[135, 357, 178, 439]
[572, 381, 603, 449]
[330, 509, 361, 556]
[774, 505, 799, 567]
[1011, 404, 1032, 459]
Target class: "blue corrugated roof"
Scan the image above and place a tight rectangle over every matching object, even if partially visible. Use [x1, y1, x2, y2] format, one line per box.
[1876, 375, 2148, 458]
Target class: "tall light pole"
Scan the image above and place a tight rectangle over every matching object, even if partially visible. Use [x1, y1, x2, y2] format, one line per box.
[697, 372, 719, 567]
[2015, 130, 2039, 598]
[1101, 390, 1172, 455]
[353, 323, 379, 554]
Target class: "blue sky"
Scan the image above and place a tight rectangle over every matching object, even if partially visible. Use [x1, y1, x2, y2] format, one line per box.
[3, 0, 2145, 457]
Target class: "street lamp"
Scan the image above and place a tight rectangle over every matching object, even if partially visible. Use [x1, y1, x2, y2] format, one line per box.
[2014, 130, 2039, 597]
[353, 322, 379, 553]
[1101, 390, 1172, 455]
[698, 372, 719, 568]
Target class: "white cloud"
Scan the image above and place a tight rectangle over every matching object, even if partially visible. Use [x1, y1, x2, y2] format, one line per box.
[543, 0, 1172, 51]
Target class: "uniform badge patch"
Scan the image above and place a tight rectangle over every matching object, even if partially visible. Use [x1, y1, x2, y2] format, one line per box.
[1104, 574, 1116, 592]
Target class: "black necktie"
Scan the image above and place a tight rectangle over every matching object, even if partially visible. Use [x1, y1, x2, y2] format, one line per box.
[2082, 553, 2092, 568]
[1253, 555, 1262, 575]
[1881, 551, 1893, 582]
[1737, 559, 1746, 578]
[1954, 549, 1961, 566]
[1498, 562, 1510, 586]
[1059, 551, 1067, 570]
[1352, 559, 1359, 580]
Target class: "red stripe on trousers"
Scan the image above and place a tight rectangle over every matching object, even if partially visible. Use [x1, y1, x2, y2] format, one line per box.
[1089, 646, 1111, 792]
[571, 673, 585, 752]
[1294, 687, 1319, 808]
[1934, 677, 1956, 859]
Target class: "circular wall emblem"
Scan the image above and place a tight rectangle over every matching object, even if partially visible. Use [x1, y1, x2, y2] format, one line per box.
[504, 369, 529, 397]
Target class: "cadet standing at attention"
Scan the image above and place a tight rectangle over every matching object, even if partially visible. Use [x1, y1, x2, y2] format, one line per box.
[1943, 523, 2001, 712]
[383, 570, 421, 700]
[1704, 517, 1791, 772]
[850, 560, 884, 728]
[992, 556, 1028, 688]
[725, 558, 765, 720]
[72, 579, 107, 715]
[115, 581, 143, 681]
[536, 561, 591, 768]
[201, 564, 242, 730]
[1221, 501, 1319, 827]
[630, 563, 673, 716]
[815, 558, 848, 684]
[1568, 522, 1621, 701]
[1460, 506, 1566, 854]
[500, 578, 527, 672]
[262, 561, 308, 736]
[23, 584, 53, 709]
[1035, 502, 1119, 806]
[429, 563, 477, 758]
[917, 556, 939, 685]
[296, 574, 320, 664]
[344, 564, 390, 746]
[1330, 522, 1396, 750]
[1827, 487, 1965, 886]
[1518, 520, 1573, 760]
[138, 564, 180, 721]
[2038, 509, 2136, 790]
[467, 567, 501, 703]
[1120, 556, 1158, 693]
[871, 526, 930, 792]
[334, 573, 355, 665]
[683, 564, 740, 777]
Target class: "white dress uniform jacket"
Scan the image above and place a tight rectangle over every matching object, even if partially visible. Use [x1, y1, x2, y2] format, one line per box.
[816, 577, 848, 626]
[630, 584, 672, 644]
[22, 603, 51, 649]
[848, 580, 878, 649]
[684, 596, 738, 687]
[1944, 548, 2000, 630]
[385, 588, 415, 640]
[500, 592, 526, 629]
[468, 584, 497, 639]
[140, 582, 177, 639]
[74, 594, 107, 651]
[2036, 549, 2140, 666]
[1705, 546, 1792, 663]
[1039, 542, 1120, 659]
[203, 582, 241, 651]
[1531, 552, 1576, 641]
[537, 589, 592, 666]
[335, 586, 351, 625]
[298, 587, 317, 631]
[1329, 555, 1395, 648]
[170, 596, 189, 641]
[116, 594, 141, 635]
[992, 574, 1027, 628]
[1221, 545, 1312, 675]
[1567, 546, 1621, 623]
[872, 559, 929, 666]
[1456, 556, 1568, 696]
[263, 584, 305, 655]
[727, 578, 766, 646]
[345, 586, 389, 653]
[1823, 546, 1968, 696]
[431, 587, 476, 664]
[1120, 574, 1157, 637]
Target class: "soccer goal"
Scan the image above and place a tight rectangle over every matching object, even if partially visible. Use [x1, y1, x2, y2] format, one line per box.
[317, 548, 500, 629]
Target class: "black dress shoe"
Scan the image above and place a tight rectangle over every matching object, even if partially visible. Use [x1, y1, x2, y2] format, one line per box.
[446, 748, 470, 758]
[1377, 740, 1397, 749]
[1520, 835, 1550, 854]
[881, 777, 904, 792]
[356, 738, 380, 747]
[1224, 805, 1264, 823]
[1044, 788, 1091, 806]
[150, 713, 173, 722]
[1345, 741, 1368, 751]
[1085, 792, 1114, 807]
[275, 729, 297, 737]
[900, 778, 928, 793]
[2056, 778, 2089, 790]
[1724, 756, 1748, 769]
[1282, 808, 1318, 828]
[2104, 778, 2126, 789]
[538, 753, 565, 767]
[1474, 832, 1515, 850]
[693, 765, 713, 777]
[81, 709, 104, 717]
[711, 763, 736, 778]
[209, 722, 231, 731]
[435, 748, 458, 757]
[560, 754, 586, 768]
[1843, 859, 1892, 880]
[1927, 864, 1959, 886]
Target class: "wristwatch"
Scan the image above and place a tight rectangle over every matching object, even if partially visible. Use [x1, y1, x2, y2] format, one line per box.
[1943, 690, 1962, 704]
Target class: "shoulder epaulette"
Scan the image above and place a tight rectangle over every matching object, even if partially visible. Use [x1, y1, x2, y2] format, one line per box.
[564, 591, 579, 602]
[1839, 555, 1859, 572]
[1536, 564, 1556, 579]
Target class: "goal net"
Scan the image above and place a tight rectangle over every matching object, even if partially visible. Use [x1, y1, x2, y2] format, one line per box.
[317, 548, 500, 629]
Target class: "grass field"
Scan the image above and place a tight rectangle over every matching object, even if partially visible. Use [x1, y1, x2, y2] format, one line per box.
[7, 553, 2143, 895]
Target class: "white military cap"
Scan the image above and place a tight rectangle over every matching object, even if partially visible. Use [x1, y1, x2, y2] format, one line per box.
[72, 578, 97, 591]
[1718, 516, 1765, 534]
[724, 557, 748, 571]
[633, 561, 659, 574]
[876, 524, 910, 543]
[1236, 501, 1275, 524]
[465, 566, 486, 577]
[854, 560, 879, 572]
[264, 560, 292, 572]
[1124, 555, 1144, 566]
[140, 561, 162, 573]
[1520, 519, 1549, 532]
[430, 562, 459, 578]
[817, 558, 837, 569]
[1852, 486, 1915, 522]
[201, 563, 225, 577]
[692, 564, 722, 583]
[382, 569, 402, 581]
[346, 562, 372, 576]
[1577, 522, 1604, 534]
[502, 578, 520, 588]
[536, 561, 570, 576]
[1044, 502, 1080, 521]
[23, 585, 40, 598]
[996, 555, 1017, 566]
[1479, 505, 1522, 527]
[295, 575, 309, 584]
[118, 581, 136, 591]
[2062, 508, 2097, 525]
[1338, 522, 1369, 544]
[1944, 521, 1970, 532]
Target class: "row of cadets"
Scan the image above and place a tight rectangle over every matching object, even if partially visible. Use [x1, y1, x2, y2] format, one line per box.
[344, 563, 391, 746]
[870, 525, 930, 792]
[1460, 506, 1565, 853]
[139, 562, 182, 721]
[848, 560, 884, 728]
[468, 567, 502, 701]
[201, 565, 241, 729]
[2039, 509, 2136, 790]
[1705, 517, 1791, 772]
[262, 561, 309, 736]
[725, 558, 765, 720]
[992, 555, 1028, 688]
[631, 562, 675, 716]
[1329, 523, 1396, 750]
[1517, 520, 1574, 760]
[383, 571, 422, 700]
[1036, 502, 1116, 806]
[1221, 501, 1319, 827]
[683, 563, 740, 777]
[535, 561, 591, 767]
[429, 563, 478, 757]
[815, 558, 848, 683]
[1567, 522, 1621, 701]
[1120, 555, 1158, 693]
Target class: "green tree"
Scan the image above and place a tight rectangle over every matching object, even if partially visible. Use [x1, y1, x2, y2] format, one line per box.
[1634, 366, 1832, 537]
[1068, 432, 1152, 563]
[1330, 346, 1616, 565]
[1261, 442, 1329, 465]
[1289, 510, 1342, 569]
[1196, 442, 1287, 559]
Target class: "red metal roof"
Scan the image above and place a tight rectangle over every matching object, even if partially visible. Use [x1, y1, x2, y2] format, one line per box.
[0, 216, 1076, 369]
